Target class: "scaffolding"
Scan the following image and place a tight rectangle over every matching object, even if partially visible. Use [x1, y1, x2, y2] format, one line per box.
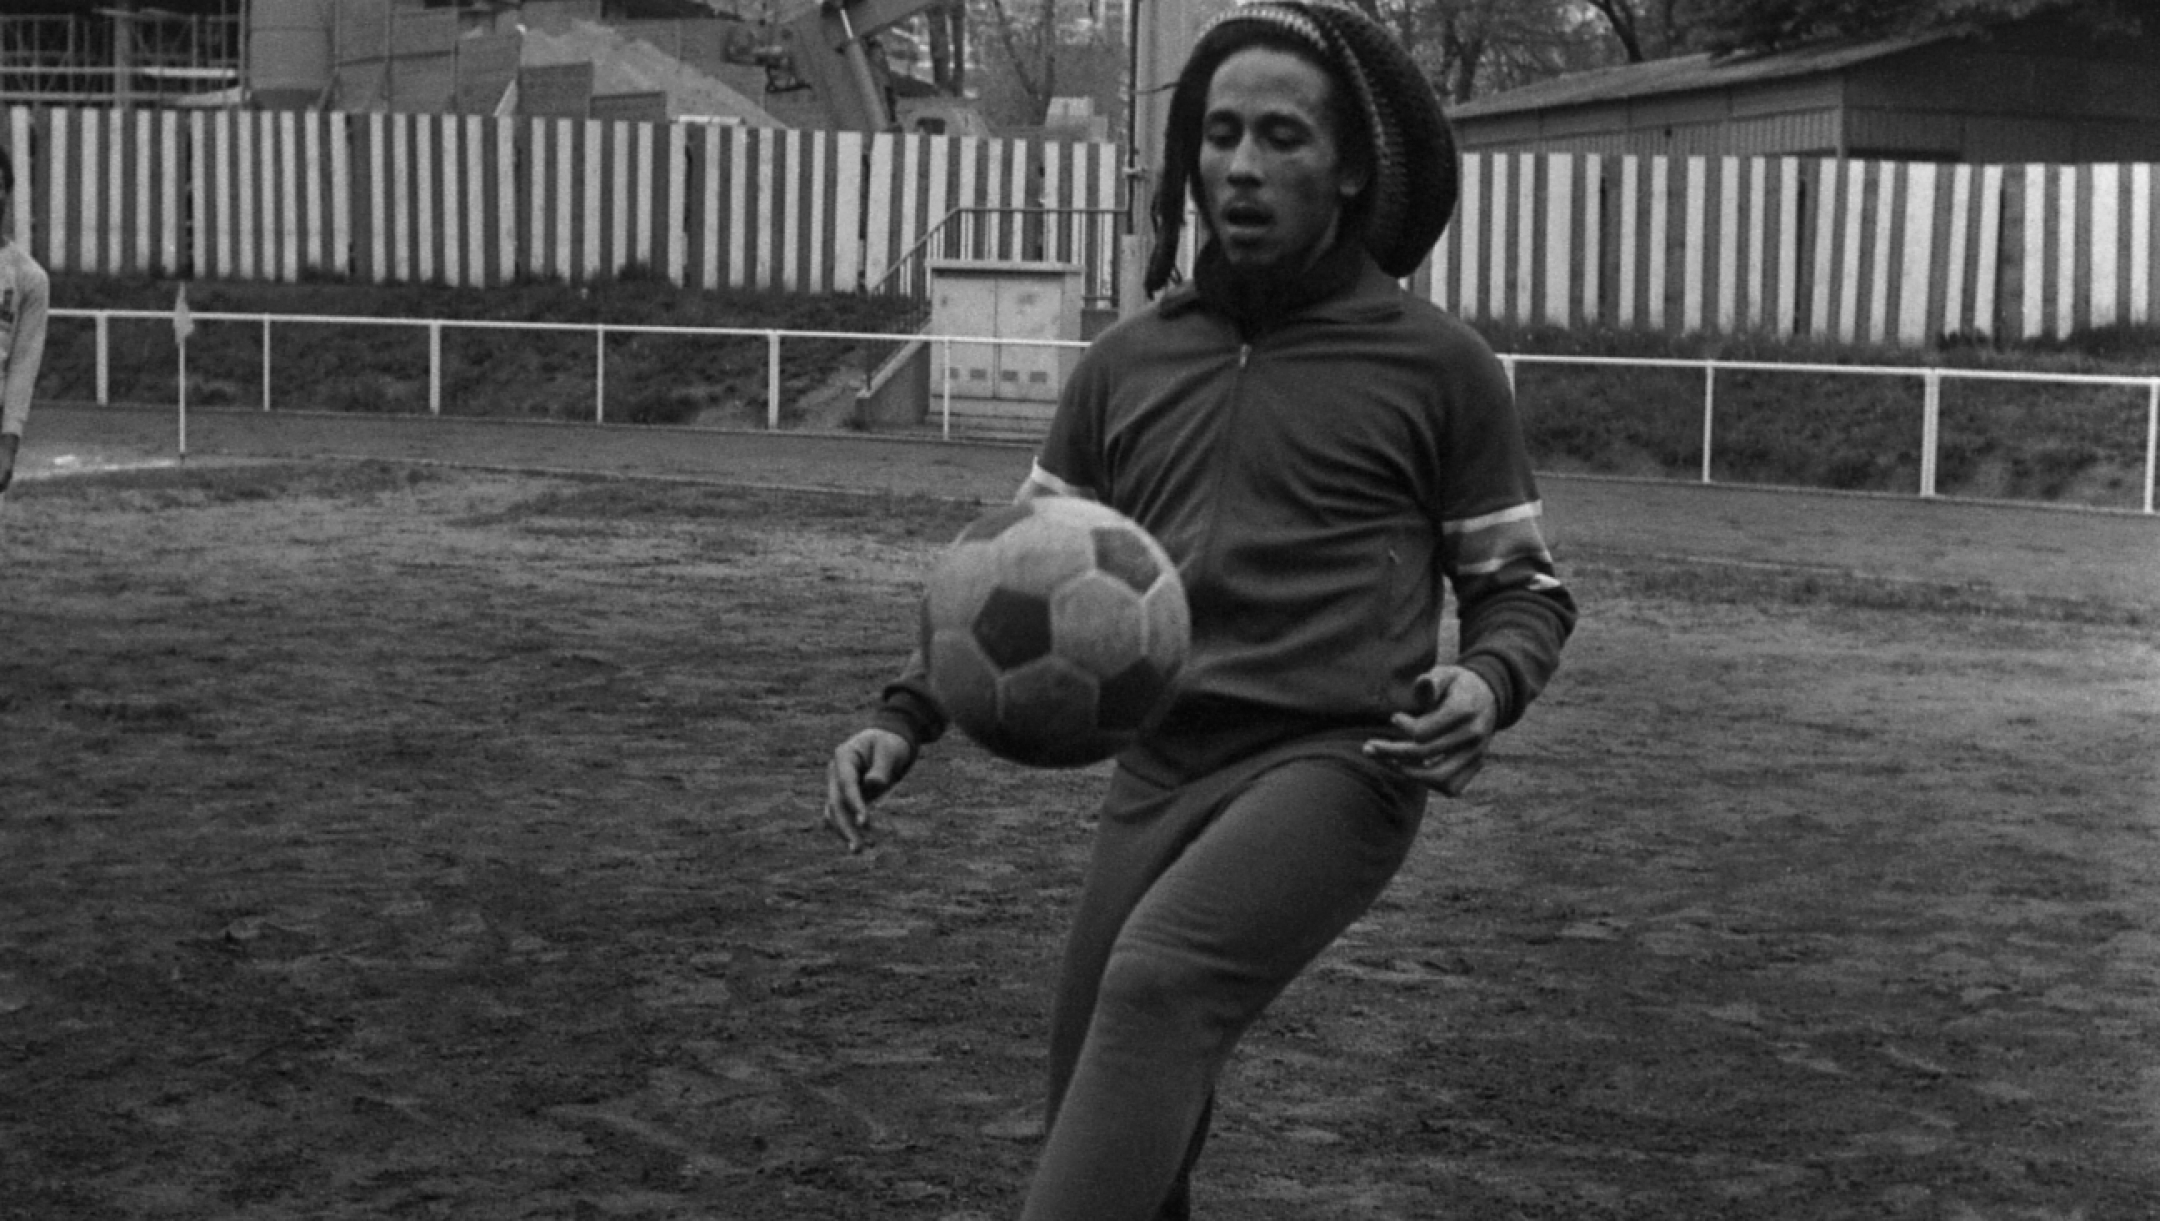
[0, 6, 244, 109]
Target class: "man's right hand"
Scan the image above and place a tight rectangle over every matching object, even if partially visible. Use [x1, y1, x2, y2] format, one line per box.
[823, 727, 916, 853]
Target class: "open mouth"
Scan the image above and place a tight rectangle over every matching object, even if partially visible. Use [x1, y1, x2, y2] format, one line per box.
[1218, 201, 1271, 234]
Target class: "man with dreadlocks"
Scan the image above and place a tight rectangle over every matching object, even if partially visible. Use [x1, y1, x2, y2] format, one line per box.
[824, 2, 1576, 1215]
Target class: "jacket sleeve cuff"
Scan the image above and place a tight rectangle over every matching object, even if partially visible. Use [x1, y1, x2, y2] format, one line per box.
[1456, 653, 1522, 730]
[872, 678, 948, 750]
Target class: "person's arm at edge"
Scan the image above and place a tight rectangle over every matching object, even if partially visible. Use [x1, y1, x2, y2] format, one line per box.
[0, 257, 49, 492]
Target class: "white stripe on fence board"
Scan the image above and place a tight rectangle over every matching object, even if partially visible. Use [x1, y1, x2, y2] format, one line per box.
[2093, 163, 2120, 328]
[133, 111, 152, 276]
[1745, 157, 1767, 329]
[636, 121, 656, 274]
[493, 116, 514, 285]
[1613, 155, 1635, 327]
[1649, 155, 1671, 331]
[439, 117, 460, 286]
[581, 120, 602, 280]
[835, 130, 864, 291]
[666, 123, 688, 287]
[1898, 163, 1934, 345]
[7, 112, 27, 250]
[2026, 164, 2058, 340]
[1488, 151, 1511, 318]
[1451, 150, 1468, 313]
[1943, 165, 1972, 337]
[2135, 163, 2154, 326]
[1683, 156, 1708, 332]
[610, 120, 630, 279]
[1513, 153, 1535, 323]
[727, 128, 749, 289]
[418, 116, 438, 284]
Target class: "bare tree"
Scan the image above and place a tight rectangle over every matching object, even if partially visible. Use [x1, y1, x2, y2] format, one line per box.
[1683, 0, 2137, 54]
[1577, 0, 1702, 62]
[1363, 0, 1606, 102]
[923, 0, 968, 95]
[980, 0, 1060, 125]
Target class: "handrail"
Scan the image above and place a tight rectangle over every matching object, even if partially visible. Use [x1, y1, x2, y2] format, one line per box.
[869, 205, 1124, 311]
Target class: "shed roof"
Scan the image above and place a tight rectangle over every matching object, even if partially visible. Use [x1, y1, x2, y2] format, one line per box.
[1449, 27, 1965, 120]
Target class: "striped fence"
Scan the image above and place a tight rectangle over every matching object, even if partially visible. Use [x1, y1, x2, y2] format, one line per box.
[7, 102, 2158, 347]
[1420, 152, 2160, 345]
[3, 105, 1122, 299]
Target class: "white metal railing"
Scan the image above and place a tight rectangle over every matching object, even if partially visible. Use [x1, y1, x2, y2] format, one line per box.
[49, 307, 2160, 515]
[1499, 354, 2160, 514]
[54, 305, 1091, 447]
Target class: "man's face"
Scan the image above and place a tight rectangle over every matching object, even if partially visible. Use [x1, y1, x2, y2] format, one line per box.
[1197, 47, 1366, 277]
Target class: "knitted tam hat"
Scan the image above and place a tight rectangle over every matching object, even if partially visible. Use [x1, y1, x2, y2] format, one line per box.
[1145, 0, 1457, 294]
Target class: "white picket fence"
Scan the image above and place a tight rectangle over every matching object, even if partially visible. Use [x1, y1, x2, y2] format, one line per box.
[16, 104, 2160, 345]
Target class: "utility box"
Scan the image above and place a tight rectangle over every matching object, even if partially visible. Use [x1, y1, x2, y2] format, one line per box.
[928, 261, 1083, 438]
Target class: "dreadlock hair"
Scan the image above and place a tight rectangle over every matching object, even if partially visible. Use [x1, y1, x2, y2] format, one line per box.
[1144, 0, 1457, 296]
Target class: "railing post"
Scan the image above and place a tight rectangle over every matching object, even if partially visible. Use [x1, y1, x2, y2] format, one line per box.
[94, 312, 110, 406]
[1500, 356, 1517, 398]
[595, 327, 607, 424]
[262, 317, 274, 412]
[940, 336, 952, 440]
[1920, 370, 1942, 498]
[428, 322, 443, 416]
[767, 331, 782, 430]
[2145, 379, 2158, 516]
[1700, 363, 1717, 484]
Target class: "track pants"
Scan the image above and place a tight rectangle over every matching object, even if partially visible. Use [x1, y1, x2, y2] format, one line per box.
[1018, 738, 1426, 1221]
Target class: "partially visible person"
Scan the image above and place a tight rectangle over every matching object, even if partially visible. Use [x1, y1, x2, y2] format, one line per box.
[0, 146, 51, 500]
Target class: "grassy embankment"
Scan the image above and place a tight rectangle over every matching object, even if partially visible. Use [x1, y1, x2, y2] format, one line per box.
[38, 274, 2160, 509]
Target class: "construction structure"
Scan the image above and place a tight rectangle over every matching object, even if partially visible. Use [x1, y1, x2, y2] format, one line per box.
[0, 0, 985, 132]
[0, 2, 244, 109]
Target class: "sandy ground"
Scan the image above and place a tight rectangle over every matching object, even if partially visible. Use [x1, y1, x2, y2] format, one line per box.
[2, 413, 2158, 1219]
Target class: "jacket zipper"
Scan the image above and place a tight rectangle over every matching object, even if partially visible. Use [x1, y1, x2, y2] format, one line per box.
[1193, 336, 1252, 619]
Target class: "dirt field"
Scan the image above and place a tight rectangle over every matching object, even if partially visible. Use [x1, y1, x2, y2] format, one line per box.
[3, 435, 2158, 1219]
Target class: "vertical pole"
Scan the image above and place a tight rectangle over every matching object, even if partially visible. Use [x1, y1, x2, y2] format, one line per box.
[428, 322, 442, 416]
[261, 317, 273, 411]
[1700, 364, 1716, 484]
[940, 336, 952, 440]
[2145, 380, 2158, 516]
[177, 337, 188, 458]
[1501, 356, 1518, 398]
[1920, 371, 1942, 498]
[596, 327, 607, 423]
[767, 331, 782, 430]
[95, 313, 110, 406]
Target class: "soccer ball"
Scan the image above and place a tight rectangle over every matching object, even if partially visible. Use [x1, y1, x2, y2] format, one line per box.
[921, 497, 1190, 768]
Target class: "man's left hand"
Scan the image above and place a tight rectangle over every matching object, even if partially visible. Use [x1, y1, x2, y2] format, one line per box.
[1362, 666, 1498, 797]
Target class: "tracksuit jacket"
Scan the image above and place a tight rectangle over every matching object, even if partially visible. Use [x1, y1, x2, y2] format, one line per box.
[881, 239, 1577, 786]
